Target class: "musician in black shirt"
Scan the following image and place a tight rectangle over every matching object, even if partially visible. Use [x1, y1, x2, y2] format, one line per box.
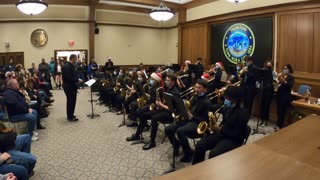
[165, 79, 211, 162]
[192, 86, 249, 165]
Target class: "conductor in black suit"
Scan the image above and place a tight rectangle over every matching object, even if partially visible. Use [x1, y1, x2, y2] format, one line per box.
[62, 54, 83, 121]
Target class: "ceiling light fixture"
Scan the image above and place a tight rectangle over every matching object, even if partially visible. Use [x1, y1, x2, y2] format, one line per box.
[225, 0, 248, 3]
[16, 0, 48, 15]
[150, 2, 174, 21]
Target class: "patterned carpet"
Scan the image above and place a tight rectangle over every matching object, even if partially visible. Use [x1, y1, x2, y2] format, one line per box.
[28, 88, 276, 180]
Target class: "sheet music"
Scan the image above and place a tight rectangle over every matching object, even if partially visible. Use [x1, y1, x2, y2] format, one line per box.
[85, 79, 96, 87]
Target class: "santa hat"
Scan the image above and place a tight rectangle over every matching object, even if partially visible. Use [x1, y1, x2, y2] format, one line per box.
[185, 60, 191, 64]
[201, 73, 211, 82]
[107, 57, 112, 61]
[151, 72, 162, 82]
[5, 71, 12, 78]
[215, 62, 224, 69]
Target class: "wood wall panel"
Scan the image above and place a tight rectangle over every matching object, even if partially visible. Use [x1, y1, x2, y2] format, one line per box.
[181, 24, 208, 65]
[278, 14, 296, 70]
[295, 13, 313, 72]
[313, 13, 320, 74]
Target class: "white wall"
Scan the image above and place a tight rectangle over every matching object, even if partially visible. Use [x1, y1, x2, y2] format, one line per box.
[0, 23, 89, 67]
[94, 25, 178, 65]
[187, 0, 310, 21]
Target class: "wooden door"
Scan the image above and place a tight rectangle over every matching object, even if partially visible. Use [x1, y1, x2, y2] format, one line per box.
[0, 52, 24, 67]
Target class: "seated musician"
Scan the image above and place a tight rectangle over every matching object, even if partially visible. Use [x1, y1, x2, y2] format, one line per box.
[127, 73, 180, 151]
[125, 72, 147, 124]
[192, 86, 249, 165]
[208, 62, 224, 90]
[165, 79, 211, 163]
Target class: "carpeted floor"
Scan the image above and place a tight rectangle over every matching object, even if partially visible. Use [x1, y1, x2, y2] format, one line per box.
[29, 88, 276, 180]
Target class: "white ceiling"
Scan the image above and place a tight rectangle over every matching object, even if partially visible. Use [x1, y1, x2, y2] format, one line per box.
[99, 0, 194, 10]
[163, 0, 193, 4]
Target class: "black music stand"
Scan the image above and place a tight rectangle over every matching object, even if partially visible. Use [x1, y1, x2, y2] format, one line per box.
[162, 92, 189, 175]
[85, 79, 100, 119]
[251, 68, 266, 135]
[118, 103, 126, 127]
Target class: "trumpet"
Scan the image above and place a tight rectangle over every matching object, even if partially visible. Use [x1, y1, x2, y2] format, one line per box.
[197, 105, 224, 135]
[238, 66, 247, 76]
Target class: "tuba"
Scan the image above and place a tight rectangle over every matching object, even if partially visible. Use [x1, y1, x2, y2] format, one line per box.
[197, 105, 224, 135]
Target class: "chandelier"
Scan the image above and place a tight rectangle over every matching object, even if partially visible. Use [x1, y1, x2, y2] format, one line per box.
[150, 2, 174, 21]
[225, 0, 248, 3]
[16, 0, 48, 15]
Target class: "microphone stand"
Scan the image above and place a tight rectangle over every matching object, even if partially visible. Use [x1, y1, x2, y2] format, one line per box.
[251, 76, 265, 135]
[162, 113, 178, 175]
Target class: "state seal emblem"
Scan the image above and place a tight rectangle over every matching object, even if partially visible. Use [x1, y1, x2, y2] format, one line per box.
[223, 23, 255, 64]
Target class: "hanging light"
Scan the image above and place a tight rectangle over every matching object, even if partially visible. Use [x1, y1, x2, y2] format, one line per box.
[16, 0, 48, 15]
[150, 2, 174, 21]
[225, 0, 248, 3]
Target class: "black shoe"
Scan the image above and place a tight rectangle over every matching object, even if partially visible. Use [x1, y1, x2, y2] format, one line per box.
[37, 124, 46, 130]
[126, 122, 138, 127]
[142, 140, 156, 150]
[28, 170, 34, 178]
[46, 99, 54, 103]
[126, 134, 141, 141]
[179, 151, 194, 163]
[142, 124, 150, 132]
[68, 117, 79, 122]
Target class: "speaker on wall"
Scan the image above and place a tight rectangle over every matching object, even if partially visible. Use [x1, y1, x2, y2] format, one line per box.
[95, 27, 99, 34]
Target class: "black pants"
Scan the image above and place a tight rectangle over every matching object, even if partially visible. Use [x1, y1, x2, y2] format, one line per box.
[63, 88, 77, 119]
[244, 86, 257, 115]
[123, 93, 138, 113]
[128, 101, 138, 121]
[135, 110, 158, 137]
[260, 86, 274, 120]
[276, 94, 291, 128]
[150, 111, 173, 141]
[165, 121, 198, 155]
[192, 132, 242, 165]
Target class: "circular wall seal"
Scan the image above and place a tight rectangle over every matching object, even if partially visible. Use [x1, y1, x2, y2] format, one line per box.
[222, 23, 255, 64]
[30, 29, 48, 47]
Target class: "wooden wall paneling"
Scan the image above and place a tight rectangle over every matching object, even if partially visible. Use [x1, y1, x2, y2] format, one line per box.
[313, 12, 320, 73]
[181, 24, 208, 65]
[277, 14, 297, 71]
[295, 13, 313, 73]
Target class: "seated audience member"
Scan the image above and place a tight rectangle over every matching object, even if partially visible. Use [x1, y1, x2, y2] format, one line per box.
[3, 79, 38, 141]
[192, 86, 249, 165]
[0, 152, 27, 180]
[0, 173, 17, 180]
[0, 123, 36, 178]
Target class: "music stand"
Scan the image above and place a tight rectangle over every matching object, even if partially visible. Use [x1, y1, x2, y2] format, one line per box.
[162, 92, 189, 175]
[251, 68, 266, 135]
[85, 79, 100, 119]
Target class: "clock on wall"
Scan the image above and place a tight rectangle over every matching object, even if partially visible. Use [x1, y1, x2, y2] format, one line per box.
[30, 29, 48, 47]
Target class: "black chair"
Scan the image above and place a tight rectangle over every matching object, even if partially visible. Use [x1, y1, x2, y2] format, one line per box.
[243, 125, 251, 145]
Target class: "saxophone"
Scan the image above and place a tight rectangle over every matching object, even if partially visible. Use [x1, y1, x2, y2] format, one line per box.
[197, 105, 224, 135]
[137, 84, 150, 109]
[149, 87, 162, 111]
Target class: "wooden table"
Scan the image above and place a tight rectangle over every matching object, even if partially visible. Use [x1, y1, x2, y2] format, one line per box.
[255, 114, 320, 168]
[153, 115, 320, 180]
[291, 97, 320, 116]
